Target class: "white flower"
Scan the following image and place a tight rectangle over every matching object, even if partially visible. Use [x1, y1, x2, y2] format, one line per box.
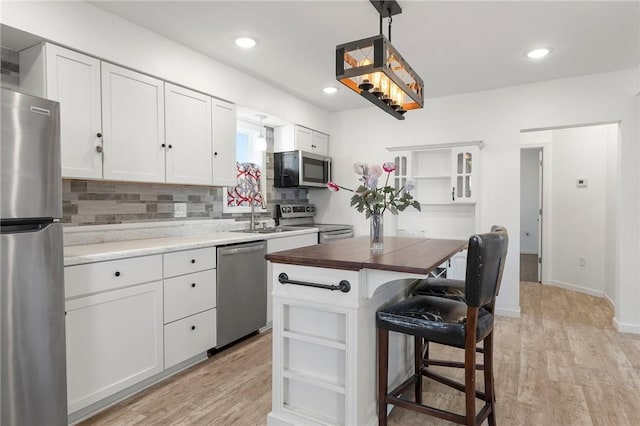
[366, 174, 379, 189]
[404, 180, 415, 192]
[353, 162, 368, 176]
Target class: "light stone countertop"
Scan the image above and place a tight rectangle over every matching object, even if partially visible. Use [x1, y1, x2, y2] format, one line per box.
[64, 228, 319, 266]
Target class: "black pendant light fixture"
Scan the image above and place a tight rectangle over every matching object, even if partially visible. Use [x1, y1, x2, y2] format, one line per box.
[335, 0, 423, 120]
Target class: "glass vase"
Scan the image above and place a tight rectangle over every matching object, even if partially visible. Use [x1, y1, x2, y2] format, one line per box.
[370, 213, 384, 251]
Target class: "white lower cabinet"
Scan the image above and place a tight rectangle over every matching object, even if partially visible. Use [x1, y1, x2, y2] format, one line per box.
[164, 269, 216, 323]
[65, 281, 164, 413]
[164, 309, 216, 369]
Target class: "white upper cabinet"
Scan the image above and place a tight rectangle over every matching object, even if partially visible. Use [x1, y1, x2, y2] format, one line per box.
[211, 99, 237, 187]
[311, 131, 329, 155]
[451, 146, 479, 203]
[102, 63, 165, 183]
[275, 124, 329, 156]
[165, 83, 213, 185]
[21, 43, 103, 179]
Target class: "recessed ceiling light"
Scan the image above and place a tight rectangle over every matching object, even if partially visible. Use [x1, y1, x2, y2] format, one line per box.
[323, 87, 338, 94]
[235, 37, 257, 49]
[527, 48, 550, 59]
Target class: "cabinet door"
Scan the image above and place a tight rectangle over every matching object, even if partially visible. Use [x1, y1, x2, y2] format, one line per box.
[45, 44, 102, 179]
[294, 125, 313, 152]
[451, 146, 479, 203]
[65, 281, 164, 413]
[447, 250, 467, 280]
[102, 63, 165, 183]
[211, 99, 237, 186]
[165, 83, 213, 185]
[311, 131, 329, 156]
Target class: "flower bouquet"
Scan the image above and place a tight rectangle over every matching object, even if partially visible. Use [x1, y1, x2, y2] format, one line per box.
[327, 161, 421, 250]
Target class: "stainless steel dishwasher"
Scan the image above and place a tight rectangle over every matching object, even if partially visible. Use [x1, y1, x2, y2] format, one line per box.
[216, 241, 267, 347]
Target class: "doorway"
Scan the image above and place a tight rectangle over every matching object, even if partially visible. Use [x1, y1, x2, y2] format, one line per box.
[520, 123, 618, 299]
[520, 148, 542, 282]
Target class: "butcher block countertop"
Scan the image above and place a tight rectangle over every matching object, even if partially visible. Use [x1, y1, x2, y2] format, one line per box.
[265, 236, 467, 275]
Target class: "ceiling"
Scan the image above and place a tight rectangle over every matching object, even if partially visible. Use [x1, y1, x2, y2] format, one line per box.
[88, 1, 638, 113]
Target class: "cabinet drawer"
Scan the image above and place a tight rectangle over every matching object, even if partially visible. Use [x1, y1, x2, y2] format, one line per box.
[164, 247, 216, 277]
[65, 255, 163, 299]
[164, 269, 216, 323]
[164, 309, 216, 369]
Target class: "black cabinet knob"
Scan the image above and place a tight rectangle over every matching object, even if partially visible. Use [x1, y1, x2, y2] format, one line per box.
[191, 283, 196, 288]
[161, 143, 166, 148]
[191, 259, 196, 264]
[214, 152, 218, 156]
[115, 271, 120, 277]
[96, 132, 102, 138]
[168, 144, 173, 149]
[191, 325, 196, 330]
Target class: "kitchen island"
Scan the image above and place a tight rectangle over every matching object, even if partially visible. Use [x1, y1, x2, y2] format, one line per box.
[265, 236, 466, 426]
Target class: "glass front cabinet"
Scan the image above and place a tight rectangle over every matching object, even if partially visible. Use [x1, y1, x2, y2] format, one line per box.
[451, 146, 479, 203]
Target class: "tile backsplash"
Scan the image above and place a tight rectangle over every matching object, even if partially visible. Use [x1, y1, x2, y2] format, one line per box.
[1, 47, 20, 90]
[63, 180, 309, 226]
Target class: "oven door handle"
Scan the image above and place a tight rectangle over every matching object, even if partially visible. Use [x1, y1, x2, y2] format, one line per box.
[321, 230, 354, 241]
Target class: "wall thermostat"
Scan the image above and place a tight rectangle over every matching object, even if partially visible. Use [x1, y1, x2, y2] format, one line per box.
[576, 178, 588, 188]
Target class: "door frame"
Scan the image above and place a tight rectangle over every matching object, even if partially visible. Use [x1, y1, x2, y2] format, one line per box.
[519, 146, 546, 283]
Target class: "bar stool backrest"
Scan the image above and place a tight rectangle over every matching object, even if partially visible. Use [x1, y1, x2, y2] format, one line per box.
[489, 225, 509, 297]
[464, 229, 508, 308]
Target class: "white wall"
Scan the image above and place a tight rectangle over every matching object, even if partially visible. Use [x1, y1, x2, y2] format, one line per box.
[311, 69, 639, 328]
[0, 1, 330, 133]
[550, 125, 611, 297]
[520, 149, 540, 254]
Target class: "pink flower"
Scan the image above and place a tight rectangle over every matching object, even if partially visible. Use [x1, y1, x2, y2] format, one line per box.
[327, 181, 340, 192]
[382, 162, 396, 173]
[370, 164, 383, 177]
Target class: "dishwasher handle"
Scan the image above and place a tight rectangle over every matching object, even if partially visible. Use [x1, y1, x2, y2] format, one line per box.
[218, 243, 266, 256]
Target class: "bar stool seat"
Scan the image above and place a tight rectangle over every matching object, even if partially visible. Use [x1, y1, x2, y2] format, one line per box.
[376, 295, 493, 348]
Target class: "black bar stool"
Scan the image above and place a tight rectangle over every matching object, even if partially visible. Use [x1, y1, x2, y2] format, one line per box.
[412, 226, 508, 369]
[376, 229, 508, 426]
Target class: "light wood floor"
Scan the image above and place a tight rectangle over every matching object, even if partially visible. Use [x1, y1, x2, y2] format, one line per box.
[83, 283, 640, 426]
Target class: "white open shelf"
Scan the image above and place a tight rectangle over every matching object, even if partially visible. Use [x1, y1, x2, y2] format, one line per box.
[283, 368, 346, 394]
[282, 330, 346, 351]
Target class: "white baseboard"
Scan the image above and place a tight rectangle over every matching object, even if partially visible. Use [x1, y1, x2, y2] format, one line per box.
[603, 292, 615, 310]
[548, 280, 604, 298]
[495, 307, 520, 318]
[613, 317, 640, 335]
[519, 250, 538, 255]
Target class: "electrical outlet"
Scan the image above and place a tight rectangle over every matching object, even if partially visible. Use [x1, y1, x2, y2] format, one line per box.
[174, 203, 187, 218]
[579, 257, 585, 267]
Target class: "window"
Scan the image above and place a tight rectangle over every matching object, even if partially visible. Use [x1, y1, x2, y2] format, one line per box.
[223, 120, 267, 213]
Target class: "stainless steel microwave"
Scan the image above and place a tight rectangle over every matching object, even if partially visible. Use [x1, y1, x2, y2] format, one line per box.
[274, 150, 331, 188]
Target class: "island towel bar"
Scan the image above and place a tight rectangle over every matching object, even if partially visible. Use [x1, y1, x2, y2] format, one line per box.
[278, 273, 351, 293]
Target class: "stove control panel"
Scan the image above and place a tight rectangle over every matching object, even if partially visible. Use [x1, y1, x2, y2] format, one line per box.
[277, 204, 316, 219]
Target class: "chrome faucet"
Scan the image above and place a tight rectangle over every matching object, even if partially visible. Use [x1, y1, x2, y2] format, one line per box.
[249, 190, 266, 231]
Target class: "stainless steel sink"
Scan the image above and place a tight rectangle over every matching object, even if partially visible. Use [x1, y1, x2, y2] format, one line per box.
[237, 228, 286, 234]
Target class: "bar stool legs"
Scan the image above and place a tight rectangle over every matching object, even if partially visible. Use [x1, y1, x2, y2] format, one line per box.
[378, 328, 389, 426]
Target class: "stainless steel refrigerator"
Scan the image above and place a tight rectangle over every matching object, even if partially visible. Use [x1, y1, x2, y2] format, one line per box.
[1, 88, 67, 425]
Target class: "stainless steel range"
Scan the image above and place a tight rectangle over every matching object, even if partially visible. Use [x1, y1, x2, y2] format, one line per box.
[276, 204, 353, 244]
